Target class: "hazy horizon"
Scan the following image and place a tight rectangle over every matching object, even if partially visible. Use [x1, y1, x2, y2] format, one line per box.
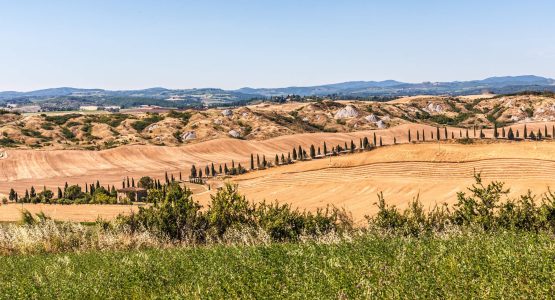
[2, 0, 555, 91]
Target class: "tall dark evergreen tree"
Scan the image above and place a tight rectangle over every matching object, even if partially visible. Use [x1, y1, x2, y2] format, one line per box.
[317, 147, 321, 156]
[494, 123, 498, 139]
[310, 144, 316, 157]
[122, 180, 126, 188]
[57, 187, 62, 199]
[257, 154, 260, 168]
[127, 176, 130, 187]
[393, 137, 397, 144]
[466, 129, 469, 138]
[275, 154, 279, 166]
[262, 155, 267, 167]
[502, 127, 506, 138]
[516, 129, 520, 138]
[298, 146, 303, 160]
[219, 165, 223, 174]
[379, 136, 383, 146]
[132, 178, 135, 187]
[422, 129, 425, 142]
[459, 129, 462, 138]
[281, 153, 286, 164]
[292, 148, 298, 160]
[211, 163, 216, 176]
[373, 133, 377, 146]
[524, 124, 528, 140]
[416, 130, 420, 141]
[480, 129, 484, 139]
[408, 129, 411, 142]
[323, 142, 328, 155]
[359, 138, 363, 150]
[436, 127, 440, 140]
[190, 166, 197, 178]
[205, 166, 210, 177]
[363, 137, 369, 149]
[85, 183, 88, 194]
[350, 140, 355, 153]
[30, 186, 36, 198]
[250, 154, 255, 170]
[444, 127, 448, 139]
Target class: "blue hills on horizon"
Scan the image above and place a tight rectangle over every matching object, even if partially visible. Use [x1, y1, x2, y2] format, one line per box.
[1, 75, 554, 104]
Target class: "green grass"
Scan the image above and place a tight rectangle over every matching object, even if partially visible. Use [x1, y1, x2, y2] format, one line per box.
[1, 232, 554, 299]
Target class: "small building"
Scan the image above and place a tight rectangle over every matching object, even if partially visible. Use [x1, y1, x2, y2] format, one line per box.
[6, 103, 17, 108]
[116, 187, 147, 203]
[103, 106, 121, 112]
[80, 106, 99, 111]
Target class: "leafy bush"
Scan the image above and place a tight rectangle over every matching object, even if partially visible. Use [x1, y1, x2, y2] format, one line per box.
[131, 113, 164, 132]
[44, 113, 82, 125]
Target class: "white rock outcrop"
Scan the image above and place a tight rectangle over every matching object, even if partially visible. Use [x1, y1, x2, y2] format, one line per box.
[222, 109, 233, 117]
[181, 131, 196, 140]
[365, 114, 378, 122]
[334, 105, 359, 119]
[147, 124, 159, 132]
[376, 120, 387, 129]
[228, 130, 241, 138]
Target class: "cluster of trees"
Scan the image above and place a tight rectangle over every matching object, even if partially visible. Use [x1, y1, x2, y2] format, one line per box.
[11, 181, 120, 204]
[190, 161, 247, 179]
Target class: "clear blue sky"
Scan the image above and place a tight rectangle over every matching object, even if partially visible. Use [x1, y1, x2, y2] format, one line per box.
[1, 0, 554, 91]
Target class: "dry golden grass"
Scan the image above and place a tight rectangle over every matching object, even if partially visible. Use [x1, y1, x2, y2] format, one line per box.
[0, 203, 139, 222]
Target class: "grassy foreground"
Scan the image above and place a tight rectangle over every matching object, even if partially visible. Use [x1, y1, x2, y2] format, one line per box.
[1, 232, 554, 299]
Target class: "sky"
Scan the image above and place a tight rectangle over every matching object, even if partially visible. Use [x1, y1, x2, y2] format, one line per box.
[1, 0, 554, 91]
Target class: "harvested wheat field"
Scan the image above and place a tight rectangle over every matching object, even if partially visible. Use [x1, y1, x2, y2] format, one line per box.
[2, 122, 555, 222]
[0, 203, 139, 222]
[195, 141, 555, 224]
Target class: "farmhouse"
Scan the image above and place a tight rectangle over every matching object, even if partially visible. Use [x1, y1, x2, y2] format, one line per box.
[103, 105, 121, 112]
[116, 187, 147, 203]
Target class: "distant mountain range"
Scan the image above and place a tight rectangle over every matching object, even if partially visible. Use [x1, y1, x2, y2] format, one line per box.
[1, 75, 554, 109]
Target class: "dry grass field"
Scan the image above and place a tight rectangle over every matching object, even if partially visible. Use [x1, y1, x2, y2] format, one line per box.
[0, 203, 138, 222]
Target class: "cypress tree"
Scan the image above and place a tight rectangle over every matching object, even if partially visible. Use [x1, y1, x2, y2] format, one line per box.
[257, 154, 260, 168]
[524, 124, 528, 140]
[211, 163, 216, 176]
[310, 144, 316, 157]
[459, 129, 462, 138]
[96, 180, 100, 189]
[190, 166, 197, 178]
[494, 123, 498, 139]
[57, 187, 62, 199]
[275, 154, 279, 166]
[165, 172, 170, 183]
[205, 166, 210, 177]
[224, 164, 229, 174]
[323, 142, 328, 154]
[473, 126, 476, 137]
[444, 127, 448, 139]
[480, 129, 484, 139]
[281, 153, 286, 164]
[232, 160, 235, 169]
[318, 147, 321, 156]
[25, 190, 29, 201]
[359, 138, 363, 150]
[292, 148, 298, 160]
[416, 130, 420, 141]
[250, 154, 255, 170]
[298, 146, 303, 160]
[132, 178, 135, 187]
[436, 127, 440, 140]
[219, 165, 223, 174]
[466, 129, 469, 138]
[199, 170, 203, 178]
[373, 133, 377, 146]
[408, 129, 411, 142]
[431, 132, 434, 140]
[287, 152, 292, 163]
[350, 140, 355, 153]
[85, 183, 88, 194]
[363, 137, 369, 149]
[379, 136, 383, 146]
[451, 132, 454, 139]
[537, 129, 542, 140]
[422, 129, 425, 142]
[111, 186, 116, 195]
[529, 131, 536, 140]
[544, 125, 548, 138]
[179, 172, 182, 181]
[502, 127, 506, 138]
[516, 129, 520, 138]
[262, 155, 267, 167]
[393, 137, 397, 144]
[122, 180, 126, 188]
[127, 176, 130, 187]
